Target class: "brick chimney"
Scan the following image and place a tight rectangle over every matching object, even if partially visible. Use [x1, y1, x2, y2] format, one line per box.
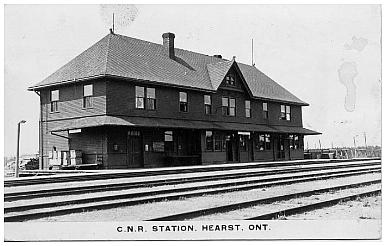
[162, 32, 175, 59]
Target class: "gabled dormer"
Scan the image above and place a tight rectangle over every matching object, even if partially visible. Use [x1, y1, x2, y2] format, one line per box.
[207, 58, 253, 98]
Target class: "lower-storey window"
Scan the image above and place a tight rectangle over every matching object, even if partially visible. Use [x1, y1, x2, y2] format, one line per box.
[206, 131, 224, 151]
[205, 131, 214, 151]
[256, 134, 271, 151]
[289, 134, 301, 149]
[214, 134, 223, 151]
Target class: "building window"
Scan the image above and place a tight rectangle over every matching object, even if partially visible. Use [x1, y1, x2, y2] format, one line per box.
[214, 134, 223, 151]
[289, 134, 300, 150]
[263, 102, 268, 119]
[50, 90, 59, 112]
[135, 86, 145, 109]
[256, 134, 271, 151]
[205, 131, 213, 151]
[165, 131, 173, 142]
[245, 100, 251, 118]
[179, 92, 188, 112]
[83, 84, 93, 108]
[222, 97, 236, 116]
[146, 88, 156, 110]
[280, 105, 291, 121]
[225, 74, 235, 86]
[136, 86, 156, 110]
[204, 95, 212, 114]
[239, 135, 248, 151]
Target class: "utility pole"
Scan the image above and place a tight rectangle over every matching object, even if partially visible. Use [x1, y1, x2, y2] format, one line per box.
[363, 132, 367, 157]
[353, 136, 357, 158]
[15, 120, 26, 178]
[318, 139, 322, 150]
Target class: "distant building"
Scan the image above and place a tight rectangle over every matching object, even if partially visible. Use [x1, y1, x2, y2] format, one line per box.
[28, 31, 320, 169]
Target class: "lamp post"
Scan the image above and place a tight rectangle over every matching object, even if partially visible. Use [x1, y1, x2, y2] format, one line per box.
[15, 120, 26, 178]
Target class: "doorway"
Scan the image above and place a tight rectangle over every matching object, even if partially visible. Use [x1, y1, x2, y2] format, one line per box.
[226, 134, 239, 162]
[127, 130, 143, 168]
[276, 134, 285, 160]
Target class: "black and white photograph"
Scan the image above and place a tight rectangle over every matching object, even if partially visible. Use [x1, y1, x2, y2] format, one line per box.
[3, 2, 382, 241]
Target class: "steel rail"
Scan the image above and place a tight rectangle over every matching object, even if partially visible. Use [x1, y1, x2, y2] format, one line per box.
[245, 189, 381, 220]
[5, 168, 380, 213]
[5, 158, 378, 187]
[5, 160, 381, 194]
[5, 165, 380, 202]
[5, 162, 380, 201]
[4, 173, 381, 222]
[147, 179, 381, 221]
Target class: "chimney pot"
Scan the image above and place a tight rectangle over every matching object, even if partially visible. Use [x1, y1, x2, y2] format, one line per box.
[162, 32, 175, 59]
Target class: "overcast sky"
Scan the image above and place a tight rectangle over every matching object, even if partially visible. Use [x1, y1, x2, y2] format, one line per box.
[4, 4, 381, 156]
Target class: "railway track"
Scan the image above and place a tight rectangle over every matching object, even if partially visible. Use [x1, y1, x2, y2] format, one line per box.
[4, 158, 377, 187]
[4, 159, 381, 222]
[148, 180, 381, 221]
[5, 159, 380, 201]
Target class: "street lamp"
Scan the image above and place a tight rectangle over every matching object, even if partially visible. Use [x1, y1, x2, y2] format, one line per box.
[15, 120, 26, 178]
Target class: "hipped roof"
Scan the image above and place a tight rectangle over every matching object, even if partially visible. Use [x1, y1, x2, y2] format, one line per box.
[29, 33, 308, 106]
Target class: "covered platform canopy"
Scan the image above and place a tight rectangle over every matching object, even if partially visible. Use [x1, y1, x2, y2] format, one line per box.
[50, 115, 320, 135]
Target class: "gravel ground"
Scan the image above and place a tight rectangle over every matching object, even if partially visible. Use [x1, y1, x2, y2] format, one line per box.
[192, 184, 381, 220]
[284, 195, 381, 220]
[27, 172, 380, 222]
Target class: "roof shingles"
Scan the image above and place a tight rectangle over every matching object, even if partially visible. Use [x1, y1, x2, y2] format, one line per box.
[29, 33, 308, 105]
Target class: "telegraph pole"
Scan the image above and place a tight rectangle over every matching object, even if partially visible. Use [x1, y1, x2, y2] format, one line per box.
[15, 120, 26, 178]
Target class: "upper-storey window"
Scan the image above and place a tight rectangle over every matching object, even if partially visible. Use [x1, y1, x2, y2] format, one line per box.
[179, 92, 188, 112]
[83, 84, 93, 108]
[225, 74, 235, 86]
[135, 86, 145, 109]
[263, 102, 268, 119]
[50, 90, 59, 112]
[245, 100, 251, 118]
[280, 105, 291, 121]
[204, 95, 212, 115]
[136, 86, 156, 110]
[222, 97, 236, 116]
[146, 88, 156, 110]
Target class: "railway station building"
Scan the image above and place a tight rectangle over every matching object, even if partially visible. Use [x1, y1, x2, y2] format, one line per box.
[28, 31, 320, 169]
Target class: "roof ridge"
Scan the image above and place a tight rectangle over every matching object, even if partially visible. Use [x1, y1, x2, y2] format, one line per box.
[113, 32, 232, 62]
